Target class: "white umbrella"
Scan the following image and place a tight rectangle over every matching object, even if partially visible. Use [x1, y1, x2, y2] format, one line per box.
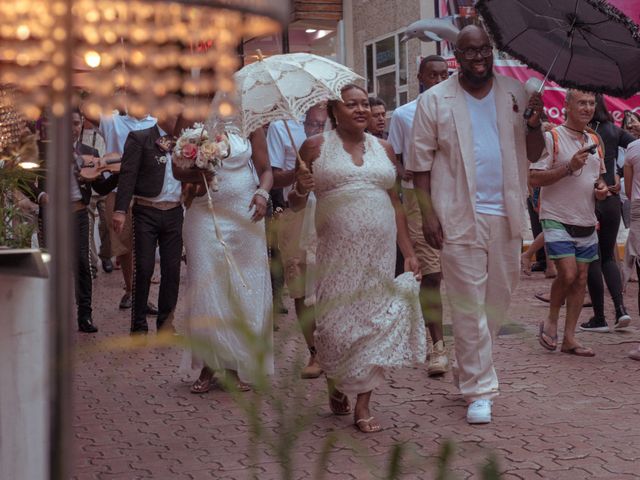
[232, 52, 363, 157]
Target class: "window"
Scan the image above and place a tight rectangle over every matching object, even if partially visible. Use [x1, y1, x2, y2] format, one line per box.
[364, 31, 408, 112]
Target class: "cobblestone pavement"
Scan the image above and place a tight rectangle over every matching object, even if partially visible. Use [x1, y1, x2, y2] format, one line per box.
[73, 265, 640, 479]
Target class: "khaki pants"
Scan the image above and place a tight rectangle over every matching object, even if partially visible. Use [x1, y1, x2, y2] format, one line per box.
[104, 192, 133, 257]
[402, 187, 441, 275]
[440, 214, 520, 403]
[276, 208, 307, 299]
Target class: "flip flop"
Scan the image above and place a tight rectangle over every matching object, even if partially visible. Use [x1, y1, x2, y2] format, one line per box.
[628, 347, 640, 361]
[538, 322, 557, 351]
[190, 376, 215, 394]
[534, 293, 551, 303]
[534, 293, 569, 307]
[560, 345, 595, 357]
[354, 417, 382, 433]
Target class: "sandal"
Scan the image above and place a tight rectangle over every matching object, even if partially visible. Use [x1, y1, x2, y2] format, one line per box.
[220, 370, 252, 392]
[219, 379, 252, 393]
[538, 321, 557, 351]
[235, 381, 251, 392]
[190, 376, 215, 394]
[560, 344, 595, 357]
[354, 416, 382, 433]
[329, 391, 351, 416]
[520, 253, 532, 276]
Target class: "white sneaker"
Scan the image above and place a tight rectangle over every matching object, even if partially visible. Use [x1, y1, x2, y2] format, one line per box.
[427, 340, 449, 376]
[466, 399, 492, 424]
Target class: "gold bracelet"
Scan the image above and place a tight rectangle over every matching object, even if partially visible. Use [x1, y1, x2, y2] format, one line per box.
[293, 182, 309, 197]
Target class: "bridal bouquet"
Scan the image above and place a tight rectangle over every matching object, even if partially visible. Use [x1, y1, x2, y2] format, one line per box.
[173, 123, 230, 190]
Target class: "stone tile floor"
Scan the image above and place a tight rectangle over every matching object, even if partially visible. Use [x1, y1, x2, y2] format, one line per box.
[73, 266, 640, 479]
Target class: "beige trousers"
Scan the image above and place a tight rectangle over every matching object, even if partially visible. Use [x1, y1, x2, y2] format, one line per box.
[440, 214, 520, 403]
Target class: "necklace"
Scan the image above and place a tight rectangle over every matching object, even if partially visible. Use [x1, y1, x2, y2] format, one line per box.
[561, 123, 585, 134]
[560, 124, 589, 177]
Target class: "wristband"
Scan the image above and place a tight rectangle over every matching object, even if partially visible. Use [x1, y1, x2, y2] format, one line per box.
[526, 122, 541, 132]
[565, 164, 573, 176]
[254, 188, 270, 201]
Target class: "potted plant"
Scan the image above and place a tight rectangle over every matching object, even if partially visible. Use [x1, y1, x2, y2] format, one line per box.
[0, 86, 41, 249]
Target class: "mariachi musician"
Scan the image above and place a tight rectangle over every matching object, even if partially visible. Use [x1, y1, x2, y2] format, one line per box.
[36, 108, 120, 333]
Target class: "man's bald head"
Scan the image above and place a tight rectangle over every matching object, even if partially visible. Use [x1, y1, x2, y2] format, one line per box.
[456, 25, 490, 48]
[454, 24, 494, 89]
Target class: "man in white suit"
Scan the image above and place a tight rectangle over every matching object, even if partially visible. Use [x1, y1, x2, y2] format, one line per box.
[408, 25, 545, 424]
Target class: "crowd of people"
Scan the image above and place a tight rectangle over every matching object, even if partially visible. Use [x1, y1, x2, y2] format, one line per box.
[23, 24, 640, 431]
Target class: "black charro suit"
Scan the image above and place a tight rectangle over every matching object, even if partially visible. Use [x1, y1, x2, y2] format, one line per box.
[115, 125, 167, 210]
[115, 125, 183, 334]
[75, 144, 118, 330]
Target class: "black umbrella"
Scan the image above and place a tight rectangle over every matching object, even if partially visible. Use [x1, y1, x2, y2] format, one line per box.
[476, 0, 640, 98]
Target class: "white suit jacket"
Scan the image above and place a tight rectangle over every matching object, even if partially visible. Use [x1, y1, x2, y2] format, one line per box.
[408, 73, 531, 245]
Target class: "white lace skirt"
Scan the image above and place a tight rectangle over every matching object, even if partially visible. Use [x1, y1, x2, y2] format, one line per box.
[179, 195, 274, 384]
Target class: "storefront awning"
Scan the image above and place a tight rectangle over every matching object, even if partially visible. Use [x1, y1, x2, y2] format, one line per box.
[292, 0, 342, 22]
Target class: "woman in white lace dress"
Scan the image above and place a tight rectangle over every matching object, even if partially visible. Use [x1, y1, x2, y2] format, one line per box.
[175, 127, 274, 393]
[290, 84, 427, 432]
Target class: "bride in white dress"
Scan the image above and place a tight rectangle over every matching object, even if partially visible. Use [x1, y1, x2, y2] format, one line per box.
[175, 127, 274, 393]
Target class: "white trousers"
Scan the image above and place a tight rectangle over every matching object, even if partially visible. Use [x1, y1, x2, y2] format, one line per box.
[440, 214, 520, 402]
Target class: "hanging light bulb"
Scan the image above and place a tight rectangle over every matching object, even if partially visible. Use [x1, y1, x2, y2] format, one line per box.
[84, 50, 101, 67]
[0, 0, 288, 119]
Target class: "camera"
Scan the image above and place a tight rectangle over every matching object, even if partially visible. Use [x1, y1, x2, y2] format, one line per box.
[584, 143, 598, 154]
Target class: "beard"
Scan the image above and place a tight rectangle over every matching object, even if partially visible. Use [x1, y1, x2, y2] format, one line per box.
[460, 65, 494, 88]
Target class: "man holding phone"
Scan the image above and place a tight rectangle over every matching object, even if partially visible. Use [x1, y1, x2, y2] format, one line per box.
[529, 89, 608, 357]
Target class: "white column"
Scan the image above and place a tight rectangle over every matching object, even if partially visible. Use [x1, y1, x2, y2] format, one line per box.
[0, 275, 49, 480]
[342, 0, 355, 69]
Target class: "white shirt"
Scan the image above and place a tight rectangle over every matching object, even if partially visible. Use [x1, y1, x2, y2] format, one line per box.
[531, 126, 605, 226]
[463, 88, 506, 217]
[70, 141, 83, 202]
[388, 99, 418, 189]
[99, 112, 160, 154]
[266, 119, 306, 197]
[99, 112, 162, 193]
[136, 152, 182, 203]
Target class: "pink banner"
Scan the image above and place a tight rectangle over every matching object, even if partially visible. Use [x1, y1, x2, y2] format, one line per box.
[609, 0, 640, 22]
[436, 1, 640, 125]
[494, 62, 640, 125]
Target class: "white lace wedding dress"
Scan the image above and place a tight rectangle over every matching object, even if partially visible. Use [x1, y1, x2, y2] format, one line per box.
[313, 130, 426, 395]
[180, 133, 273, 383]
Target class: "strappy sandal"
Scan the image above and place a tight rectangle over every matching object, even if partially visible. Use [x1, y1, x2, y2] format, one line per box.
[190, 376, 215, 394]
[329, 391, 351, 416]
[354, 417, 382, 433]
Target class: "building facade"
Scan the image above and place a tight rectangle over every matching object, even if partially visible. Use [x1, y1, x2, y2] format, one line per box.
[343, 0, 437, 111]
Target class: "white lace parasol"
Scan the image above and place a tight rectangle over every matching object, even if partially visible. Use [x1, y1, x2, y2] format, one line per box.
[231, 52, 363, 137]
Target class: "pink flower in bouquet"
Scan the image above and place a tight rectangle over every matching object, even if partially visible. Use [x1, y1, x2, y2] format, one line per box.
[182, 143, 198, 160]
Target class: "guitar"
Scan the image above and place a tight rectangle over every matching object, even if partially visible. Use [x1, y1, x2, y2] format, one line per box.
[79, 152, 121, 181]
